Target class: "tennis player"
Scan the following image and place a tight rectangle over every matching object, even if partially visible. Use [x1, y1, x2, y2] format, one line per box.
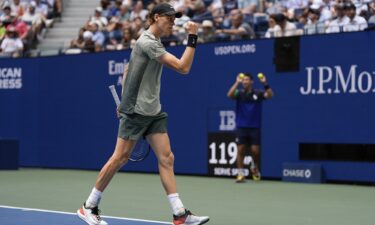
[77, 3, 209, 225]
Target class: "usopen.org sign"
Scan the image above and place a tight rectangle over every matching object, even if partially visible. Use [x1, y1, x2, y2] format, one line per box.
[0, 67, 22, 89]
[300, 65, 375, 95]
[282, 163, 324, 183]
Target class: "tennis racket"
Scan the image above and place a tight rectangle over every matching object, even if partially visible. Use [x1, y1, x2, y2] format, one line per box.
[108, 85, 151, 162]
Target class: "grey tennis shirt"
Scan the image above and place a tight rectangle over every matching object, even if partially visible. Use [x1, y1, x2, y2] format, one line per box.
[120, 30, 167, 116]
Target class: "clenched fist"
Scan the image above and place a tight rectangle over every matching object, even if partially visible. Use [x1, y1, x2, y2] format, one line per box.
[184, 21, 198, 35]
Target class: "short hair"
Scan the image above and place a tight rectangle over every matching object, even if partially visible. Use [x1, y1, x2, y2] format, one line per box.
[242, 72, 253, 80]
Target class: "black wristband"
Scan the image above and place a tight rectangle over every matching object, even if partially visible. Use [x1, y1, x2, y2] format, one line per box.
[264, 84, 270, 90]
[187, 34, 198, 48]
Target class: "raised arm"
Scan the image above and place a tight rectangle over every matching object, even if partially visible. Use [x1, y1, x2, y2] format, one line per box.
[258, 74, 274, 99]
[158, 21, 198, 74]
[227, 74, 242, 99]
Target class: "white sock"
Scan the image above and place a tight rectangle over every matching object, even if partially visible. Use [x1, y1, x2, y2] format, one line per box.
[167, 193, 185, 216]
[85, 187, 102, 208]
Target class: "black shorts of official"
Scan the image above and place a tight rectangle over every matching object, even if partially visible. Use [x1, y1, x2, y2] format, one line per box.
[235, 127, 261, 146]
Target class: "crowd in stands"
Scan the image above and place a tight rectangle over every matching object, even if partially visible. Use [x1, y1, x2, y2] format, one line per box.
[0, 0, 62, 57]
[2, 0, 375, 56]
[68, 0, 375, 53]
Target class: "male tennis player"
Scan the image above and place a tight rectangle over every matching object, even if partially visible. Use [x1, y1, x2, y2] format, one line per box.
[227, 73, 274, 183]
[77, 3, 209, 225]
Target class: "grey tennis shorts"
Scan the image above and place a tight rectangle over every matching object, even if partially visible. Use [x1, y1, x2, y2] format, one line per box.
[118, 111, 168, 140]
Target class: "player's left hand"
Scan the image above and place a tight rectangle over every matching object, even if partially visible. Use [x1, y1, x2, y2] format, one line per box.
[259, 75, 267, 84]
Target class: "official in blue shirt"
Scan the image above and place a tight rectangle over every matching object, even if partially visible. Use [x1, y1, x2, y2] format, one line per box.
[227, 72, 274, 183]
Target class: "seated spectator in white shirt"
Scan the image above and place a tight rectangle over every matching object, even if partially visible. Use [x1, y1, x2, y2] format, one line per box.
[34, 0, 48, 18]
[0, 5, 12, 22]
[343, 3, 367, 32]
[319, 0, 334, 22]
[89, 7, 108, 29]
[304, 6, 326, 34]
[273, 13, 299, 37]
[21, 1, 43, 26]
[0, 26, 23, 57]
[11, 0, 28, 17]
[326, 3, 350, 33]
[265, 14, 280, 38]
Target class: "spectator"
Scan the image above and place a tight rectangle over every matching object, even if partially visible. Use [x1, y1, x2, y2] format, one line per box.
[187, 0, 212, 22]
[118, 3, 131, 21]
[0, 5, 12, 22]
[106, 16, 123, 42]
[87, 21, 105, 52]
[199, 19, 216, 43]
[108, 0, 123, 18]
[343, 3, 367, 31]
[70, 27, 86, 49]
[369, 1, 375, 26]
[304, 6, 326, 34]
[129, 0, 149, 21]
[106, 27, 133, 50]
[222, 0, 238, 15]
[265, 14, 279, 38]
[82, 30, 95, 53]
[161, 31, 180, 46]
[0, 26, 23, 57]
[21, 1, 45, 41]
[12, 17, 32, 50]
[10, 0, 27, 17]
[130, 16, 145, 39]
[237, 0, 258, 15]
[273, 13, 299, 37]
[44, 0, 63, 20]
[34, 0, 48, 18]
[326, 3, 349, 33]
[99, 0, 111, 18]
[216, 9, 256, 40]
[319, 0, 334, 22]
[89, 7, 108, 29]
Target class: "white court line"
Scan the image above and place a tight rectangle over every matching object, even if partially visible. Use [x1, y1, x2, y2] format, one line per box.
[0, 205, 171, 224]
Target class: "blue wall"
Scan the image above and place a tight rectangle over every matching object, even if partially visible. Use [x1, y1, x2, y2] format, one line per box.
[1, 31, 375, 182]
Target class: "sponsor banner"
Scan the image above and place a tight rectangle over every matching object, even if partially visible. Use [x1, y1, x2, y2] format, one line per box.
[0, 67, 22, 89]
[282, 163, 324, 183]
[300, 65, 375, 95]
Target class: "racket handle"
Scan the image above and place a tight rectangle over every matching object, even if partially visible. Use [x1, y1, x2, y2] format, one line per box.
[109, 85, 121, 107]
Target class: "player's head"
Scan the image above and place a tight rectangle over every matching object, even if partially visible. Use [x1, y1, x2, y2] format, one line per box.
[241, 73, 253, 89]
[148, 3, 182, 36]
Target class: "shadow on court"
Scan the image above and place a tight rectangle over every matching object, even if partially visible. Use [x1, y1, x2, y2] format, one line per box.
[1, 206, 171, 225]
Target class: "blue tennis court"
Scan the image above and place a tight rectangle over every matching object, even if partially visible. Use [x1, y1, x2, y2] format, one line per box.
[1, 205, 171, 225]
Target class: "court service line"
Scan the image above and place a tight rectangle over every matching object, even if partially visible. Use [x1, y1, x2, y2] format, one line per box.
[0, 205, 171, 224]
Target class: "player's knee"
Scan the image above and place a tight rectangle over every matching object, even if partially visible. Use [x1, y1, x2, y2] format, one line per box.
[111, 153, 129, 167]
[159, 151, 174, 168]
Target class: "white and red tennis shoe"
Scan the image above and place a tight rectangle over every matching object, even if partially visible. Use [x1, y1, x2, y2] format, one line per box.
[173, 209, 209, 225]
[77, 203, 108, 225]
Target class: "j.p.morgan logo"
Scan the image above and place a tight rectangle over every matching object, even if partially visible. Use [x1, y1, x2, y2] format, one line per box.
[283, 169, 312, 178]
[300, 65, 375, 95]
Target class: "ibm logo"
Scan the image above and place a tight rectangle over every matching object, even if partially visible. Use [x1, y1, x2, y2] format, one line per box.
[219, 110, 235, 131]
